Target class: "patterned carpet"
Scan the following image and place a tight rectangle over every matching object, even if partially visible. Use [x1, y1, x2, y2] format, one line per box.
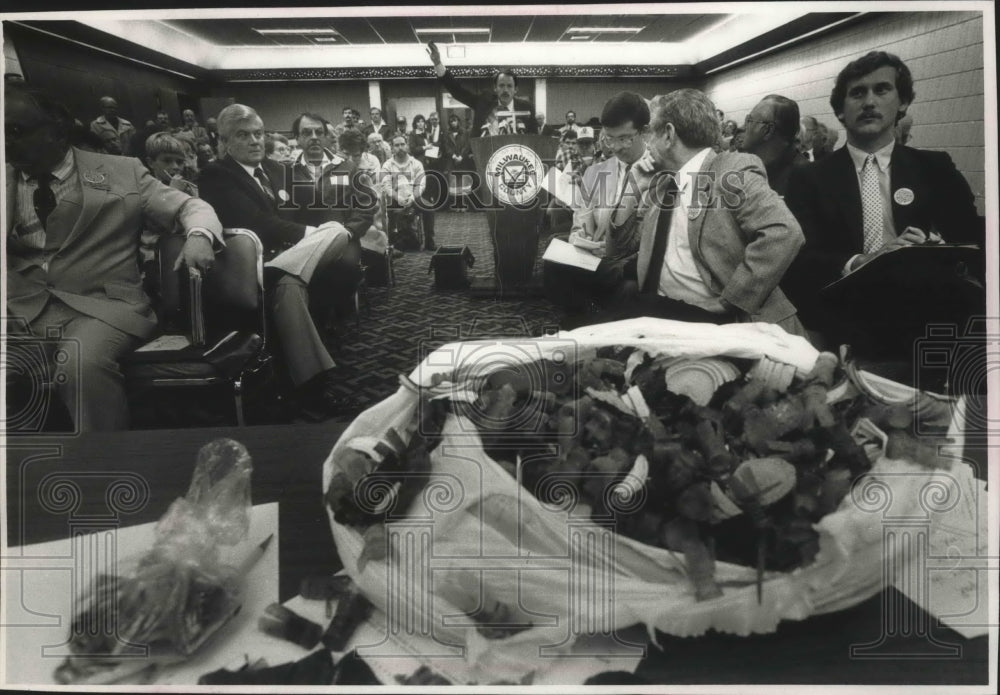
[320, 210, 562, 410]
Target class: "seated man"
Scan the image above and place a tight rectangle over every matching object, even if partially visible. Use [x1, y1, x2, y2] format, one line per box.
[379, 134, 426, 251]
[623, 89, 805, 335]
[783, 52, 984, 352]
[544, 93, 651, 324]
[198, 104, 362, 419]
[6, 87, 219, 431]
[740, 94, 809, 197]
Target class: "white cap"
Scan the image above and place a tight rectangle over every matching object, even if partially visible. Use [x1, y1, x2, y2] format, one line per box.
[577, 126, 595, 141]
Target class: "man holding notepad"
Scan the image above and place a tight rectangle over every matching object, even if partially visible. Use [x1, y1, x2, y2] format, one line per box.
[543, 92, 650, 326]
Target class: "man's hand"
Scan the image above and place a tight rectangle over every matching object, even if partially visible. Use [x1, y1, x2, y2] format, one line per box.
[850, 227, 928, 271]
[174, 234, 214, 274]
[427, 41, 446, 78]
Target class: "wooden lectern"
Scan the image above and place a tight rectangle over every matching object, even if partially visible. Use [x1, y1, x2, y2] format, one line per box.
[469, 133, 559, 297]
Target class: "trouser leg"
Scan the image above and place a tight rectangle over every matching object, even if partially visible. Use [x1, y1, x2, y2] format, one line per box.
[29, 300, 140, 432]
[268, 272, 335, 386]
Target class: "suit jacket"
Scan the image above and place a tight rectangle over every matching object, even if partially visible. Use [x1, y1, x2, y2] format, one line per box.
[286, 155, 376, 237]
[443, 128, 471, 168]
[782, 144, 984, 302]
[439, 70, 538, 136]
[199, 156, 309, 259]
[765, 146, 809, 198]
[6, 148, 222, 339]
[635, 150, 804, 328]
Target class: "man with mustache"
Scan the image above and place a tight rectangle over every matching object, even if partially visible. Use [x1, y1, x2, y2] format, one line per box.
[783, 51, 983, 349]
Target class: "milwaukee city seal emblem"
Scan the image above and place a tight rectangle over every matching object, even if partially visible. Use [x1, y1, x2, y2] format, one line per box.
[487, 144, 543, 206]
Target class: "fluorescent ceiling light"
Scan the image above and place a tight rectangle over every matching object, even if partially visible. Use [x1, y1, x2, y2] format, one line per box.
[567, 27, 643, 33]
[569, 36, 591, 40]
[414, 27, 490, 35]
[314, 37, 338, 42]
[254, 28, 340, 35]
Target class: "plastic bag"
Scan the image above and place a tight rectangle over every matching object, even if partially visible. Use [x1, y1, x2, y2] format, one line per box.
[322, 319, 960, 684]
[54, 438, 253, 685]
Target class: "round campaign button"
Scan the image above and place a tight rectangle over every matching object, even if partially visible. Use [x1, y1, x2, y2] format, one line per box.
[278, 189, 289, 202]
[893, 187, 915, 206]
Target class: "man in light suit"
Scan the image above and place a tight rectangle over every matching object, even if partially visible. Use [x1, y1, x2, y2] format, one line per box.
[198, 104, 362, 420]
[6, 87, 220, 431]
[544, 92, 650, 323]
[630, 89, 805, 335]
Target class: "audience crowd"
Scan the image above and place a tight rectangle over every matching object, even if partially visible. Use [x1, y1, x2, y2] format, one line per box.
[4, 47, 984, 432]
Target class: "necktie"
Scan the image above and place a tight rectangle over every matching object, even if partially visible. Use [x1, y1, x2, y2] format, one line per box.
[33, 173, 57, 231]
[860, 154, 884, 253]
[254, 167, 276, 204]
[642, 177, 678, 294]
[612, 163, 635, 226]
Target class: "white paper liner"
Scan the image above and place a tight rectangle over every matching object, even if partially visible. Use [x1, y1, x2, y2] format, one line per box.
[321, 319, 958, 684]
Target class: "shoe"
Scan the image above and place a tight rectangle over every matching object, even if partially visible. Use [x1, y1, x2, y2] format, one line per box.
[298, 374, 363, 421]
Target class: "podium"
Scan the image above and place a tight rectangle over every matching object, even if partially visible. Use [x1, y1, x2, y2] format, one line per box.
[469, 134, 559, 297]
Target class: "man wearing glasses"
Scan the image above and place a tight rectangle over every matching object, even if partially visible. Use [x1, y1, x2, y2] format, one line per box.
[544, 92, 650, 325]
[5, 87, 220, 431]
[740, 95, 809, 197]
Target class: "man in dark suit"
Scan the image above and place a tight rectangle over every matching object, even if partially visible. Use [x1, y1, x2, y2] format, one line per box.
[198, 104, 363, 419]
[6, 87, 221, 431]
[740, 94, 809, 197]
[426, 41, 537, 136]
[783, 51, 984, 347]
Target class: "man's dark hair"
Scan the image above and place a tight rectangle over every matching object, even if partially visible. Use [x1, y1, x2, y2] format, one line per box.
[763, 94, 801, 141]
[560, 129, 578, 142]
[291, 111, 329, 136]
[6, 86, 74, 139]
[830, 51, 915, 120]
[600, 91, 650, 130]
[493, 70, 518, 88]
[338, 127, 366, 154]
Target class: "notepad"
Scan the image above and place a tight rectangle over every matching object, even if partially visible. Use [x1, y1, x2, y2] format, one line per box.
[542, 237, 601, 271]
[135, 334, 191, 352]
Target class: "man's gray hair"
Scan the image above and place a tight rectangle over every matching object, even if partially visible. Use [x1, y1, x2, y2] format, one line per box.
[217, 104, 261, 142]
[649, 89, 720, 149]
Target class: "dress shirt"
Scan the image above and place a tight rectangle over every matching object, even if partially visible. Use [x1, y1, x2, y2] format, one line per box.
[238, 159, 319, 237]
[657, 147, 726, 312]
[843, 139, 897, 274]
[13, 149, 78, 272]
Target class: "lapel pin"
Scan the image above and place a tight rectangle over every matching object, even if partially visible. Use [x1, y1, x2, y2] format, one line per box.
[688, 206, 703, 221]
[893, 187, 915, 205]
[278, 189, 289, 202]
[82, 171, 108, 186]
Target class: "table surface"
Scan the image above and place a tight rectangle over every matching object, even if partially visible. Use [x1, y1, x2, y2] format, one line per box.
[3, 423, 991, 686]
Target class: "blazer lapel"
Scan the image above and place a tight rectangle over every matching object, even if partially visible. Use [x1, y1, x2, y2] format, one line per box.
[889, 145, 918, 234]
[830, 148, 864, 250]
[63, 148, 110, 249]
[686, 150, 716, 251]
[225, 156, 273, 208]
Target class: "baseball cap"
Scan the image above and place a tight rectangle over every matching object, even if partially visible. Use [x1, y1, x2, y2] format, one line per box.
[577, 126, 595, 142]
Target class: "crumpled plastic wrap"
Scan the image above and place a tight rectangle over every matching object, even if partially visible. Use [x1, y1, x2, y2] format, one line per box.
[322, 319, 961, 684]
[54, 438, 253, 685]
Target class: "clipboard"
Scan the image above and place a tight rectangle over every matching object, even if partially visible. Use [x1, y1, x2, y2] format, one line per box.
[822, 244, 982, 298]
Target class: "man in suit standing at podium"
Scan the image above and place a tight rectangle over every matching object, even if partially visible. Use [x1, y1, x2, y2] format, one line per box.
[427, 41, 537, 136]
[783, 51, 983, 339]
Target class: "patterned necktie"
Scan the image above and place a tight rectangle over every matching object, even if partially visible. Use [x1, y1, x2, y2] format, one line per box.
[33, 173, 57, 231]
[642, 177, 678, 294]
[860, 153, 884, 253]
[612, 163, 635, 226]
[254, 167, 276, 204]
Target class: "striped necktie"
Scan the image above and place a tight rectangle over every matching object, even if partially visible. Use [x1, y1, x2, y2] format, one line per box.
[254, 166, 276, 204]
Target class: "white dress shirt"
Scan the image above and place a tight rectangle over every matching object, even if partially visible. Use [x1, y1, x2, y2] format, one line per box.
[657, 147, 726, 312]
[843, 139, 897, 274]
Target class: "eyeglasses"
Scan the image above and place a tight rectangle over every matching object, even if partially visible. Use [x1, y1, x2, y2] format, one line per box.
[603, 132, 640, 148]
[744, 117, 774, 128]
